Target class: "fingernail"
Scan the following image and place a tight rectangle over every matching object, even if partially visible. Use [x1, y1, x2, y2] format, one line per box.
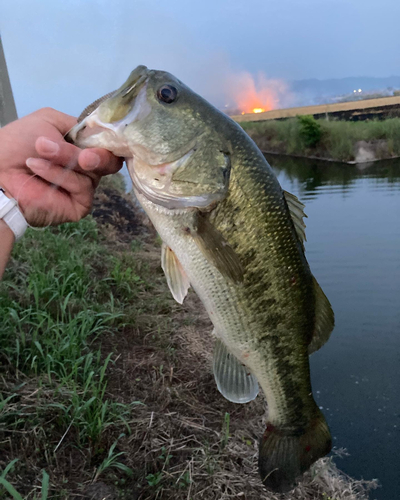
[83, 151, 100, 169]
[39, 138, 59, 155]
[26, 157, 46, 170]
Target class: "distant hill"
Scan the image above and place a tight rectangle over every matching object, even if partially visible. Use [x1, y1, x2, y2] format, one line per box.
[290, 76, 400, 106]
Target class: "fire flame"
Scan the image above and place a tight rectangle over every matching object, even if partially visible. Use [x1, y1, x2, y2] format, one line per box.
[227, 72, 290, 115]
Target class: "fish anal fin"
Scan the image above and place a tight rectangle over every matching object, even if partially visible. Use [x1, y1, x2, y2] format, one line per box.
[161, 243, 190, 304]
[193, 215, 244, 283]
[213, 337, 259, 404]
[283, 190, 307, 248]
[308, 277, 335, 354]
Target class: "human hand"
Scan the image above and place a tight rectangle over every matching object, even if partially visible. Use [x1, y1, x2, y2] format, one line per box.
[0, 108, 122, 227]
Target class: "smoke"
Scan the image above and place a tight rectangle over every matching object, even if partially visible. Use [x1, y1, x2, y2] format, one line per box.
[223, 71, 295, 114]
[177, 52, 297, 115]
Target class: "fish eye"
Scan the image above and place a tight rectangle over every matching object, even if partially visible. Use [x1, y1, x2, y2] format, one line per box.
[157, 84, 178, 104]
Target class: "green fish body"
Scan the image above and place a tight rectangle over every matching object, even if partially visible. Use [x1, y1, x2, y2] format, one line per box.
[66, 66, 334, 492]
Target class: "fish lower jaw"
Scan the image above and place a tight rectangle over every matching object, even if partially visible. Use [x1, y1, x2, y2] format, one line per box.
[134, 189, 194, 217]
[131, 178, 222, 211]
[71, 121, 132, 156]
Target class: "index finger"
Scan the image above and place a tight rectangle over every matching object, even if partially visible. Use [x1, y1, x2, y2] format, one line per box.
[35, 136, 81, 169]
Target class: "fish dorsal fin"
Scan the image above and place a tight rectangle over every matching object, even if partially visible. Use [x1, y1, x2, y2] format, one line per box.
[308, 277, 335, 354]
[283, 190, 307, 247]
[161, 243, 190, 304]
[193, 215, 244, 283]
[77, 91, 115, 123]
[213, 337, 259, 403]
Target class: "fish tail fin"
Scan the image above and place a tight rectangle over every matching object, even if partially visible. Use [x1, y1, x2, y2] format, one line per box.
[258, 410, 332, 493]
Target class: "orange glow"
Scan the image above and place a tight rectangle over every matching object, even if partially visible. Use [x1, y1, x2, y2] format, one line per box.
[228, 72, 290, 115]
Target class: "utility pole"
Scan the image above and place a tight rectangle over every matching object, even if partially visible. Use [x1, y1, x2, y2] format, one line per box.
[0, 35, 18, 127]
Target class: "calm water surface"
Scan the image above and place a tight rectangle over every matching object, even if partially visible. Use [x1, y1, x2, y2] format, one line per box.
[266, 154, 400, 500]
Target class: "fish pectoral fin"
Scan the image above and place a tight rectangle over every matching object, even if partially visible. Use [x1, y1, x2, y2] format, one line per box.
[308, 277, 335, 354]
[161, 243, 190, 304]
[193, 215, 244, 283]
[283, 190, 307, 249]
[213, 337, 259, 404]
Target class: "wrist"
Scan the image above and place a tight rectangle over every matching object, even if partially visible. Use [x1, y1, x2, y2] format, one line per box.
[0, 189, 28, 241]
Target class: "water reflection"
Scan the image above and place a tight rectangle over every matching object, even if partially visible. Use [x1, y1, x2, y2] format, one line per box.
[266, 153, 400, 500]
[268, 154, 400, 198]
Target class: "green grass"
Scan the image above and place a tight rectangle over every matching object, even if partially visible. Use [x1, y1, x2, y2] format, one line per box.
[242, 116, 400, 161]
[0, 461, 49, 500]
[0, 213, 146, 496]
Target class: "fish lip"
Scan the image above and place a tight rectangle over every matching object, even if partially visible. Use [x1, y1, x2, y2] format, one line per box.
[118, 72, 147, 99]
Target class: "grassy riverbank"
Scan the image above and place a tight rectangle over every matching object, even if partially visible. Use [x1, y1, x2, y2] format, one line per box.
[0, 177, 378, 499]
[242, 117, 400, 162]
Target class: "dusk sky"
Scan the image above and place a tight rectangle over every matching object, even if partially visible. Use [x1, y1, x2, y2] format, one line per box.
[1, 0, 400, 117]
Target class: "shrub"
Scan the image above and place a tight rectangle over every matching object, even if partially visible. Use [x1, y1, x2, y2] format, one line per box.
[297, 115, 322, 147]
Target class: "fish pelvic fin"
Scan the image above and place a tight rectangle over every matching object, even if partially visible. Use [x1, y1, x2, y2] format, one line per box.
[258, 410, 332, 493]
[213, 337, 259, 404]
[161, 243, 190, 304]
[308, 276, 335, 354]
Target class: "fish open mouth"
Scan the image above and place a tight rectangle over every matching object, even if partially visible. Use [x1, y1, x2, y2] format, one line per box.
[64, 65, 150, 151]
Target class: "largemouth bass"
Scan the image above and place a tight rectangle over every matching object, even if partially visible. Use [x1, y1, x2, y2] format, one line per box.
[66, 65, 334, 493]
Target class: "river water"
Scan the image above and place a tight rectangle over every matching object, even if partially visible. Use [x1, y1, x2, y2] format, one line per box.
[266, 154, 400, 500]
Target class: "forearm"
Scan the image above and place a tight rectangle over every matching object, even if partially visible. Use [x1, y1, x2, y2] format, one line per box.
[0, 220, 15, 279]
